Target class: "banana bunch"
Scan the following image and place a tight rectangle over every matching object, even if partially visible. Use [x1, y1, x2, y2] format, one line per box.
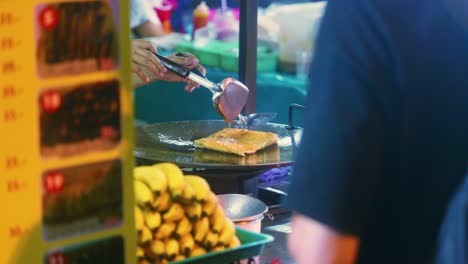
[134, 163, 241, 264]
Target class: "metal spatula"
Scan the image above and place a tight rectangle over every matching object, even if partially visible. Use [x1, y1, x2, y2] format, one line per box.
[152, 53, 249, 123]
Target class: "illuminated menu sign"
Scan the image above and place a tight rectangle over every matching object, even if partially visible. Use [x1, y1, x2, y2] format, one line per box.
[0, 0, 135, 263]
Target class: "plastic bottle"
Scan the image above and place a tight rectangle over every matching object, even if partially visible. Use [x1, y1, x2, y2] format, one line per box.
[192, 1, 210, 40]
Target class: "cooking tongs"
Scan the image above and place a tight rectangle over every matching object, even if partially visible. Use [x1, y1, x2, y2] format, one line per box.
[152, 53, 249, 123]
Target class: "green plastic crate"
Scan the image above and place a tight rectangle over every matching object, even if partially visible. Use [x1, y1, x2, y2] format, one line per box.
[171, 227, 274, 264]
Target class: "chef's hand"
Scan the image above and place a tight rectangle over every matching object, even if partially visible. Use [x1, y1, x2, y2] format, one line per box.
[132, 39, 167, 83]
[288, 213, 359, 264]
[163, 52, 207, 92]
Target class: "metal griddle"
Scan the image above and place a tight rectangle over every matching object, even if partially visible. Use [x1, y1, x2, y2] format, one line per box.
[135, 120, 302, 171]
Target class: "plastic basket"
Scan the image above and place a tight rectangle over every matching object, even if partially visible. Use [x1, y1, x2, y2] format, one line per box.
[171, 227, 274, 264]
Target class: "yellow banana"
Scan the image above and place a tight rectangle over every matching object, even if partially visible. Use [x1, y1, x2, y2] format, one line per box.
[136, 246, 145, 259]
[193, 217, 210, 243]
[174, 255, 185, 261]
[154, 221, 176, 240]
[138, 226, 152, 245]
[209, 205, 225, 233]
[179, 183, 195, 204]
[218, 218, 235, 245]
[157, 191, 171, 212]
[150, 240, 165, 257]
[134, 166, 167, 196]
[185, 202, 202, 222]
[202, 192, 218, 217]
[153, 163, 185, 199]
[184, 175, 211, 202]
[175, 216, 192, 238]
[144, 210, 161, 230]
[228, 236, 241, 248]
[134, 180, 153, 207]
[166, 239, 180, 260]
[160, 258, 169, 264]
[135, 206, 144, 232]
[179, 233, 195, 256]
[203, 230, 219, 249]
[163, 203, 184, 222]
[212, 245, 225, 252]
[189, 245, 207, 257]
[149, 194, 160, 210]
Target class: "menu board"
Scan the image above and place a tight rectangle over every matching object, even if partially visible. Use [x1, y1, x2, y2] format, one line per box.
[0, 0, 136, 263]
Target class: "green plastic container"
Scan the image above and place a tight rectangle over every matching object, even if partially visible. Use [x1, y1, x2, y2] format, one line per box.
[171, 227, 274, 264]
[175, 40, 278, 72]
[220, 49, 278, 73]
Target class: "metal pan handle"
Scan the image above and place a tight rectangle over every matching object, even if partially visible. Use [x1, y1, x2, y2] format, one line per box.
[286, 103, 305, 130]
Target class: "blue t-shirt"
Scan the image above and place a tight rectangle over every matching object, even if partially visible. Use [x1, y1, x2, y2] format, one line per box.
[286, 0, 468, 263]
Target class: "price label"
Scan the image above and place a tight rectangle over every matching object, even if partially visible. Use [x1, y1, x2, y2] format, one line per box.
[6, 179, 25, 193]
[47, 252, 67, 264]
[1, 60, 18, 74]
[0, 12, 16, 26]
[8, 225, 24, 239]
[43, 171, 65, 194]
[5, 156, 25, 169]
[3, 109, 23, 122]
[0, 37, 19, 51]
[2, 85, 21, 99]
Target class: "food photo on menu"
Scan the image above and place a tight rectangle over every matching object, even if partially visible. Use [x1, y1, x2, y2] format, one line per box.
[35, 0, 118, 78]
[41, 159, 123, 241]
[44, 236, 124, 264]
[39, 79, 121, 159]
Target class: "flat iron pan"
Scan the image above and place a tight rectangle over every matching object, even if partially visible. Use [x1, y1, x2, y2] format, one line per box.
[135, 120, 302, 171]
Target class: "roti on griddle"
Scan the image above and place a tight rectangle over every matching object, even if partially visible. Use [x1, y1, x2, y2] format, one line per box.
[194, 128, 279, 156]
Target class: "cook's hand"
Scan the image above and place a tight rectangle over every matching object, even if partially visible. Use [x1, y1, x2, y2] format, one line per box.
[288, 213, 359, 264]
[163, 52, 207, 92]
[132, 39, 167, 83]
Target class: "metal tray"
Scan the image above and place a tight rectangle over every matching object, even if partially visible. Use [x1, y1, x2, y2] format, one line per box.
[172, 228, 274, 264]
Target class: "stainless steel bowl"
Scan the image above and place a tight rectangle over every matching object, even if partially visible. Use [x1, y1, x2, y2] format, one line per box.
[217, 194, 268, 222]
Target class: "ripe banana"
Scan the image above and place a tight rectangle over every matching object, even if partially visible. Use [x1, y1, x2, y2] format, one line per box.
[138, 226, 153, 245]
[150, 240, 165, 257]
[134, 180, 152, 207]
[193, 217, 210, 243]
[166, 239, 180, 260]
[202, 192, 217, 217]
[218, 218, 235, 245]
[149, 197, 160, 211]
[228, 236, 241, 248]
[157, 191, 171, 212]
[189, 245, 207, 257]
[180, 183, 195, 204]
[175, 216, 192, 238]
[153, 163, 185, 199]
[134, 166, 167, 196]
[136, 246, 145, 259]
[174, 255, 185, 261]
[212, 245, 225, 252]
[163, 203, 184, 222]
[210, 204, 226, 233]
[203, 230, 219, 249]
[144, 210, 161, 230]
[135, 206, 144, 232]
[154, 221, 176, 240]
[185, 202, 202, 222]
[184, 175, 211, 202]
[179, 233, 195, 256]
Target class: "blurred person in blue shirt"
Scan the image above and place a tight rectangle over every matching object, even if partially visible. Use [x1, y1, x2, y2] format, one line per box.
[286, 0, 468, 263]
